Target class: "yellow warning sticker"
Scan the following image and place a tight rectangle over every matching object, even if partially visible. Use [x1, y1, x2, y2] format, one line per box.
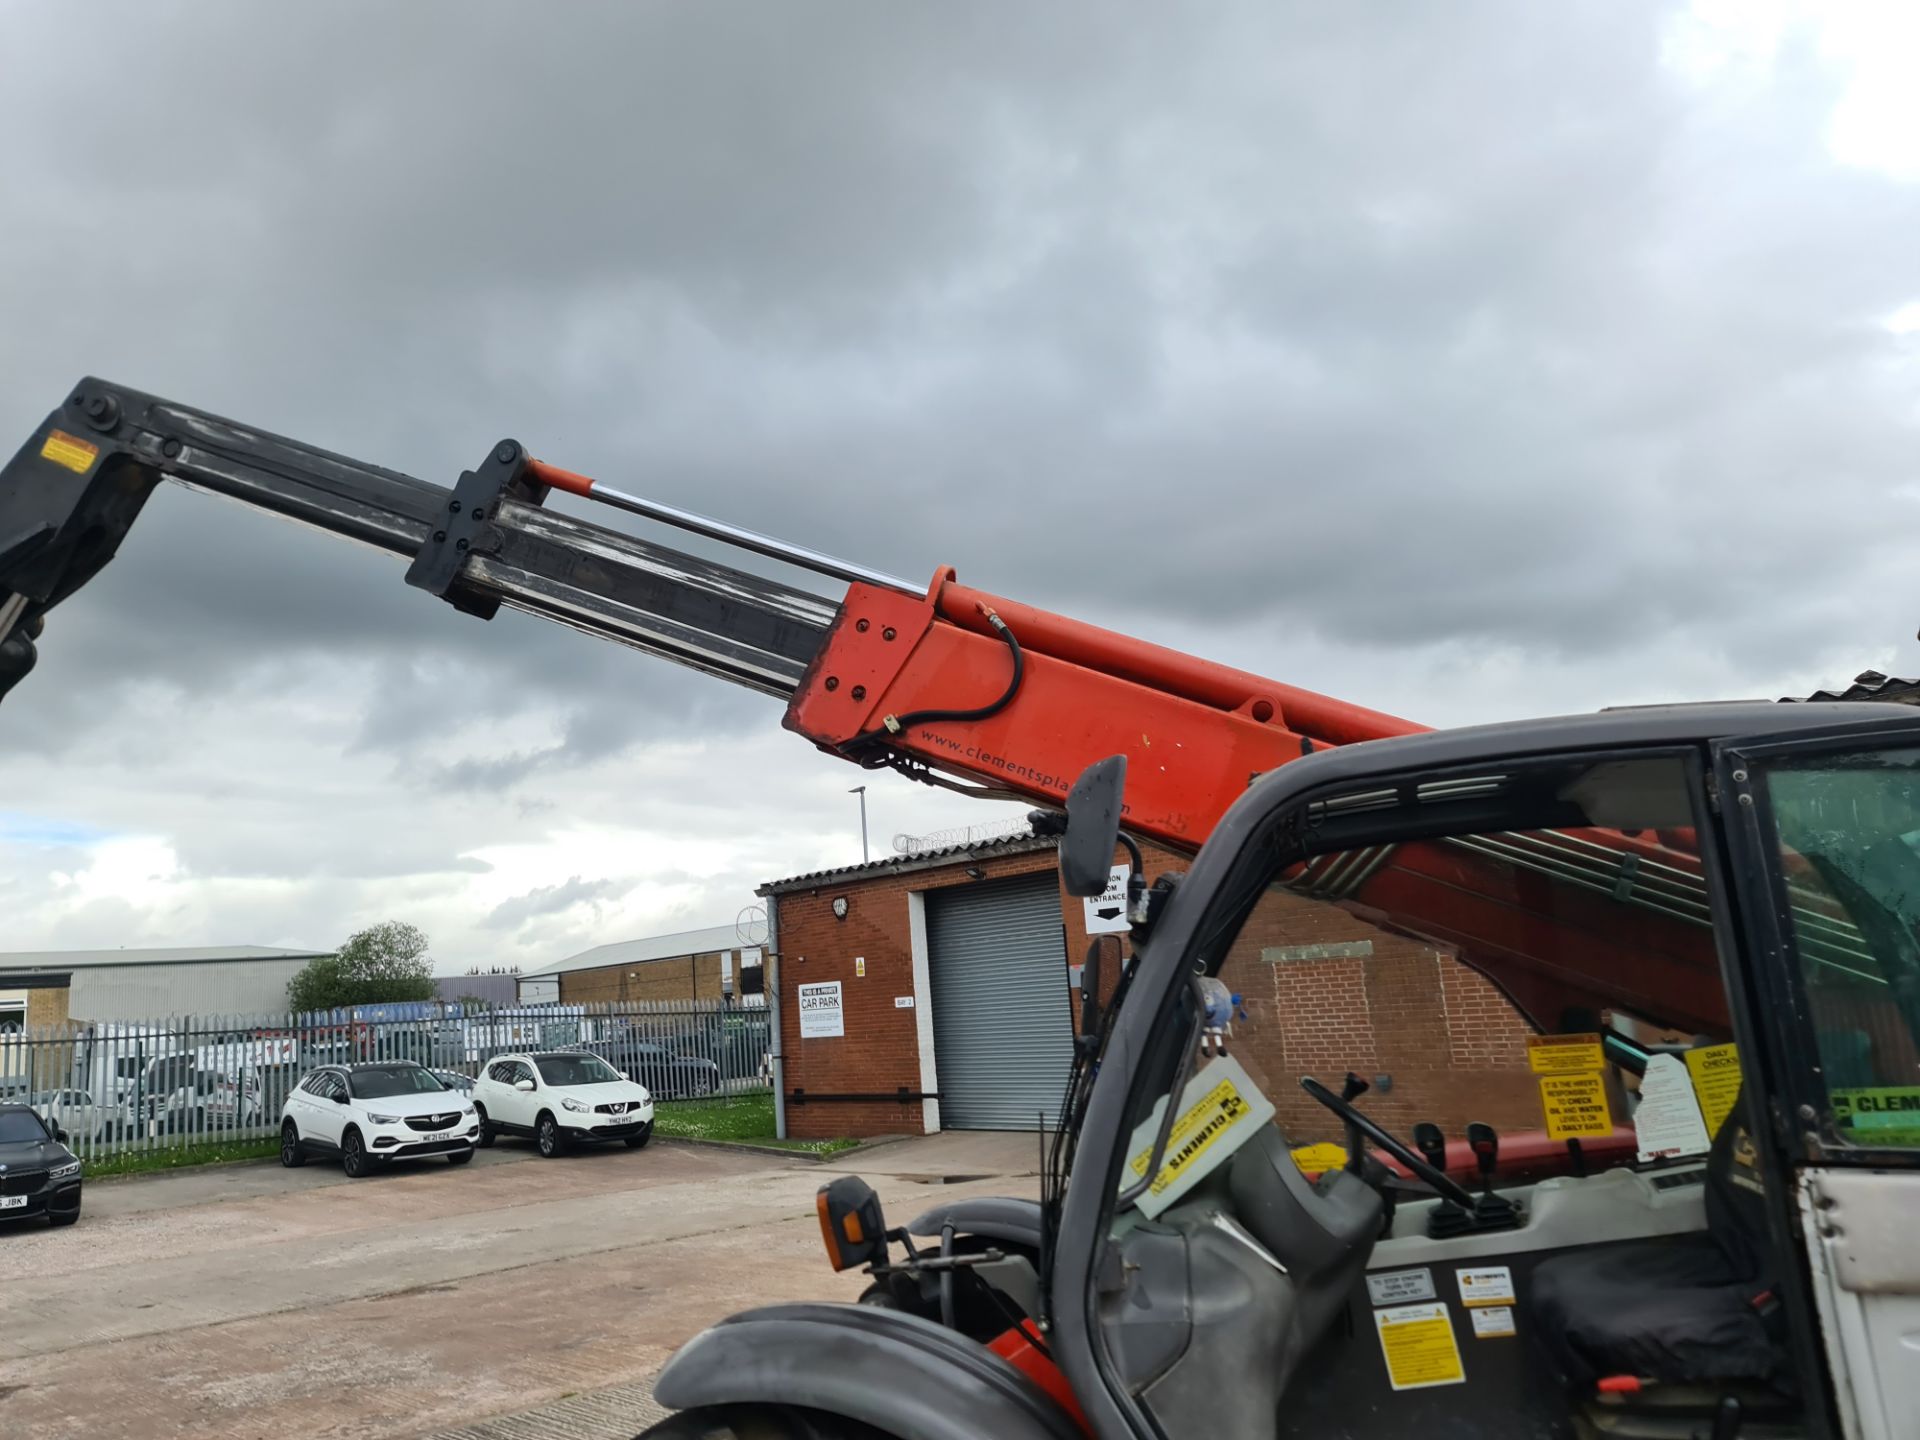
[1123, 1054, 1277, 1220]
[1374, 1302, 1466, 1391]
[1290, 1141, 1349, 1173]
[1684, 1043, 1742, 1136]
[1540, 1071, 1614, 1139]
[1831, 1087, 1920, 1146]
[39, 429, 99, 476]
[1527, 1033, 1605, 1074]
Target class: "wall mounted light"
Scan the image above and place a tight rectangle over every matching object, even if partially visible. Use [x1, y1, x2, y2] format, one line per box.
[964, 866, 986, 880]
[832, 897, 849, 920]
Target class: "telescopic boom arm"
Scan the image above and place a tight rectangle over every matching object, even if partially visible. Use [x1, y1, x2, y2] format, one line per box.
[0, 378, 1421, 842]
[0, 379, 1742, 1036]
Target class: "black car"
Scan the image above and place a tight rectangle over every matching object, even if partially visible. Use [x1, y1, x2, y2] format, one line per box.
[0, 1103, 83, 1227]
[583, 1038, 721, 1099]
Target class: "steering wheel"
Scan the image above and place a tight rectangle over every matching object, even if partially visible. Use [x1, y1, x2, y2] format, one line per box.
[1300, 1076, 1480, 1211]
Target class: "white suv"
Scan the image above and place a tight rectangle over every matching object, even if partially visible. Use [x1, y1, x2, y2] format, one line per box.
[280, 1062, 478, 1178]
[472, 1051, 654, 1157]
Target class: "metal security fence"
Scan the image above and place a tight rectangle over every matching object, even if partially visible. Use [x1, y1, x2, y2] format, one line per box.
[0, 999, 770, 1162]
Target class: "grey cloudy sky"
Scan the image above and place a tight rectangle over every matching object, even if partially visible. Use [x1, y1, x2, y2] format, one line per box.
[2, 1, 1917, 975]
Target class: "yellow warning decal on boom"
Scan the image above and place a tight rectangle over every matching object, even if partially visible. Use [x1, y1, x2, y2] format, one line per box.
[39, 429, 100, 475]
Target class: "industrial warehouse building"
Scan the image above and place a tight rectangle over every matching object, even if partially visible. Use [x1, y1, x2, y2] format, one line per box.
[517, 925, 766, 1007]
[0, 945, 331, 1028]
[761, 836, 1543, 1143]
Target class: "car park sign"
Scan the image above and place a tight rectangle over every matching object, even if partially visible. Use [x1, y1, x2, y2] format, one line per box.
[797, 982, 845, 1039]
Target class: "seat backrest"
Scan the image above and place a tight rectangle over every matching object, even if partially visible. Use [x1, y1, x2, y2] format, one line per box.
[1704, 1084, 1772, 1283]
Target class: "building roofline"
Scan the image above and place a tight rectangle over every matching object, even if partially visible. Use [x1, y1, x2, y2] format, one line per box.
[0, 946, 329, 970]
[758, 834, 1058, 895]
[0, 971, 73, 989]
[522, 924, 743, 978]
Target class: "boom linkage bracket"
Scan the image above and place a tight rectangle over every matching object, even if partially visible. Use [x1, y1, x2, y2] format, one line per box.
[403, 439, 551, 619]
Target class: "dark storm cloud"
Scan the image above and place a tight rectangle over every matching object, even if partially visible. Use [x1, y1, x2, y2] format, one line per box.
[3, 1, 1919, 961]
[6, 0, 1915, 751]
[484, 875, 629, 932]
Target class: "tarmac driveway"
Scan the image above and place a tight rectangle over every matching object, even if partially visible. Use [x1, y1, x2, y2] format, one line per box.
[0, 1130, 1041, 1439]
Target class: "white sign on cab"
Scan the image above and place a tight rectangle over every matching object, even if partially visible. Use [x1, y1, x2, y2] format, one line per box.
[1083, 865, 1131, 935]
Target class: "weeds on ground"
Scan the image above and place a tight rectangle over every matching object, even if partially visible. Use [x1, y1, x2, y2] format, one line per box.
[83, 1137, 280, 1179]
[653, 1092, 858, 1154]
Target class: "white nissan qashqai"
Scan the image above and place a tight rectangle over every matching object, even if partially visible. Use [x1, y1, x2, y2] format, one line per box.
[280, 1062, 479, 1177]
[471, 1050, 654, 1157]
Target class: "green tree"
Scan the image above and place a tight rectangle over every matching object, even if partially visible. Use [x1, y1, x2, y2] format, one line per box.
[287, 921, 437, 1013]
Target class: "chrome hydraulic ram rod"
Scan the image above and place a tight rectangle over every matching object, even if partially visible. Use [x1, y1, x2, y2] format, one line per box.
[524, 458, 919, 597]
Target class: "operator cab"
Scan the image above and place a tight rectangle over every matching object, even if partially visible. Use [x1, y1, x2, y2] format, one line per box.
[1077, 713, 1920, 1440]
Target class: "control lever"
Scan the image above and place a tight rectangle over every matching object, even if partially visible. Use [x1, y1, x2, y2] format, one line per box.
[1465, 1121, 1519, 1228]
[1413, 1121, 1448, 1176]
[1414, 1122, 1472, 1240]
[1340, 1073, 1370, 1176]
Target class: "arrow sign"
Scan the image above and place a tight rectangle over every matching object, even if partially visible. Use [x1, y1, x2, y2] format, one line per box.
[1083, 866, 1131, 935]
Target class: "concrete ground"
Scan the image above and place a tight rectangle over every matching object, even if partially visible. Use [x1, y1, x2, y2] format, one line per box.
[0, 1130, 1040, 1439]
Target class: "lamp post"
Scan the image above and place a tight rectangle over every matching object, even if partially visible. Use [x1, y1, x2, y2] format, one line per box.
[849, 785, 869, 863]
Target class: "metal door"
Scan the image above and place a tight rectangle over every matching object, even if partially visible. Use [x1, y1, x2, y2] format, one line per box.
[1715, 723, 1920, 1440]
[927, 873, 1075, 1130]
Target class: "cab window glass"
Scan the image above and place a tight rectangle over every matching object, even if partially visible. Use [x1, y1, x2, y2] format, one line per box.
[1121, 754, 1740, 1206]
[1764, 746, 1920, 1148]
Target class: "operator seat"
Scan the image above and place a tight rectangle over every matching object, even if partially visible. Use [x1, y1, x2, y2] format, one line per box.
[1529, 1090, 1782, 1389]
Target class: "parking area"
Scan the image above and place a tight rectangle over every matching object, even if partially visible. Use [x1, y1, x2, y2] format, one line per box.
[0, 1133, 1040, 1439]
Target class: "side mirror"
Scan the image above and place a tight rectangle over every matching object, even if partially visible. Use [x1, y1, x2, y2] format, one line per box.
[618, 1070, 629, 1081]
[332, 1092, 349, 1105]
[815, 1175, 887, 1272]
[1061, 755, 1127, 898]
[53, 1125, 68, 1143]
[515, 1079, 535, 1093]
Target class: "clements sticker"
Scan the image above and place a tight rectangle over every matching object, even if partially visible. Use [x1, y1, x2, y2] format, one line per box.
[1123, 1054, 1276, 1219]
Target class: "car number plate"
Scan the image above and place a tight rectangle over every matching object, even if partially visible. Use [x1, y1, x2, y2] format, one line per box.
[0, 1195, 26, 1209]
[421, 1131, 453, 1143]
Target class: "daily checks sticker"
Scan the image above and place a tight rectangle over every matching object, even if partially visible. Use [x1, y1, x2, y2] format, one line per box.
[1123, 1053, 1276, 1219]
[1685, 1043, 1743, 1136]
[1374, 1302, 1466, 1390]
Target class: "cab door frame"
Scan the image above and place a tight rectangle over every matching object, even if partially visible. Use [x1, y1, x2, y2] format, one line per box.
[1716, 721, 1920, 1440]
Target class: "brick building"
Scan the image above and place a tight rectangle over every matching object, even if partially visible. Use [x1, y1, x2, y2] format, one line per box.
[517, 925, 761, 1007]
[762, 837, 1544, 1143]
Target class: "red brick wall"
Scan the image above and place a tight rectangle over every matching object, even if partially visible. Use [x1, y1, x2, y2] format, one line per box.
[769, 841, 1542, 1143]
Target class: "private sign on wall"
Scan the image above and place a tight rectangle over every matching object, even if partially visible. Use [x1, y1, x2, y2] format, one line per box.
[798, 980, 844, 1039]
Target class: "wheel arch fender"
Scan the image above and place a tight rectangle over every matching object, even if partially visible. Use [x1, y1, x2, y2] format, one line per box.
[651, 1304, 1083, 1440]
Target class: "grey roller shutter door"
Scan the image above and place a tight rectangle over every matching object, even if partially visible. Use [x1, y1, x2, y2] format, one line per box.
[927, 873, 1074, 1130]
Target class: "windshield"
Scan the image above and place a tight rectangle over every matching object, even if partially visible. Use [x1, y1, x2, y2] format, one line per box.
[535, 1054, 622, 1086]
[1113, 755, 1741, 1211]
[0, 1110, 50, 1144]
[348, 1065, 446, 1099]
